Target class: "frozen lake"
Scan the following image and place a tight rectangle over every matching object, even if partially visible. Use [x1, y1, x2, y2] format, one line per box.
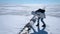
[0, 15, 60, 34]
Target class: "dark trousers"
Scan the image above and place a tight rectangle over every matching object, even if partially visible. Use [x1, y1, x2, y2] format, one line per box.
[37, 17, 45, 26]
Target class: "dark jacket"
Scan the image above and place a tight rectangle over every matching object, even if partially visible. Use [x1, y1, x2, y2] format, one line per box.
[35, 9, 45, 13]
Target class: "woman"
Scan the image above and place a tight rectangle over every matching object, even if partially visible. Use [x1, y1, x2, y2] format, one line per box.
[35, 8, 46, 27]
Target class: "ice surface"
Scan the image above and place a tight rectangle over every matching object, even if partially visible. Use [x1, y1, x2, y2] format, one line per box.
[0, 15, 60, 34]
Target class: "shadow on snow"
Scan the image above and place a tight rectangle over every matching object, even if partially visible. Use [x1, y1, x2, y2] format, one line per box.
[31, 26, 48, 34]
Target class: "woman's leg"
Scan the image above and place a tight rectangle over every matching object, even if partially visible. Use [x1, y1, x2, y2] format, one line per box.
[36, 17, 40, 27]
[41, 18, 46, 27]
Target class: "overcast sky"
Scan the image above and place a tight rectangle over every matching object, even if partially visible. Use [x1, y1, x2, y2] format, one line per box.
[0, 0, 60, 4]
